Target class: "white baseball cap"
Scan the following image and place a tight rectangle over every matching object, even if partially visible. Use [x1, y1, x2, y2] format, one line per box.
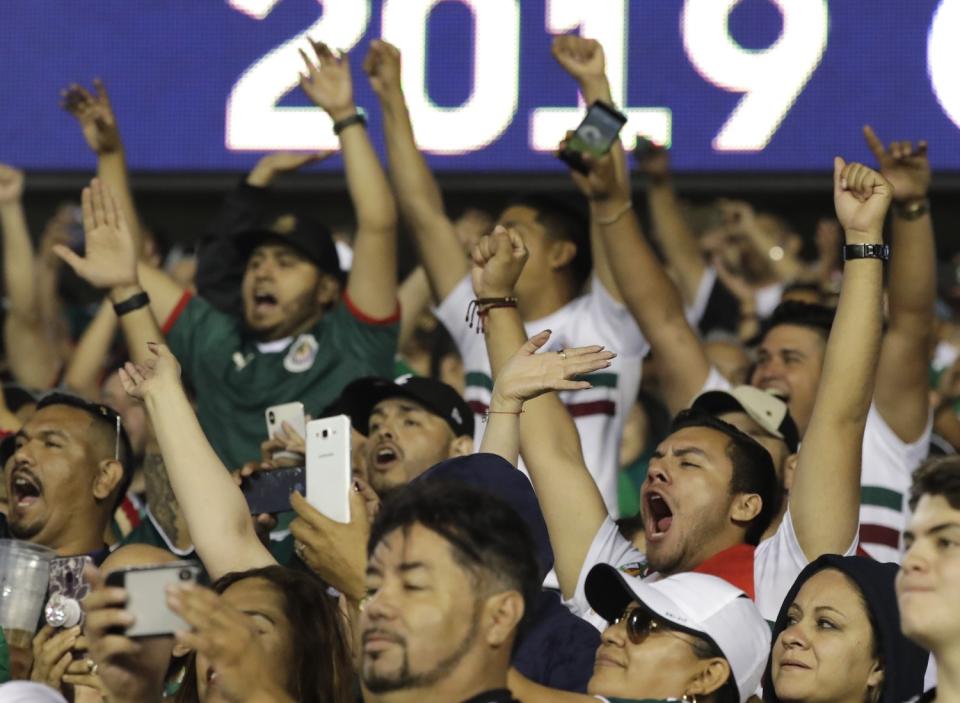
[0, 682, 69, 702]
[585, 566, 771, 703]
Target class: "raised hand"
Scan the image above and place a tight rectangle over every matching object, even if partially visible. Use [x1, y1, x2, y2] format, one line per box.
[298, 40, 356, 122]
[862, 125, 930, 203]
[491, 330, 616, 412]
[118, 342, 182, 401]
[61, 79, 122, 155]
[289, 487, 373, 602]
[53, 178, 137, 289]
[247, 152, 330, 187]
[0, 163, 25, 205]
[363, 39, 403, 98]
[470, 225, 528, 297]
[166, 584, 280, 703]
[833, 158, 893, 241]
[634, 140, 671, 182]
[559, 133, 623, 203]
[551, 35, 606, 85]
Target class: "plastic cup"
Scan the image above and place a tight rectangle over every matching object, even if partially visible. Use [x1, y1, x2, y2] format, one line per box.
[0, 539, 54, 648]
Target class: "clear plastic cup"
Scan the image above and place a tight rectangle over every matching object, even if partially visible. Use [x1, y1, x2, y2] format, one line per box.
[0, 539, 54, 648]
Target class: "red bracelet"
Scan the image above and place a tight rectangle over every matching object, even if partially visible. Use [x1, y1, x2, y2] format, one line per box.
[466, 297, 518, 333]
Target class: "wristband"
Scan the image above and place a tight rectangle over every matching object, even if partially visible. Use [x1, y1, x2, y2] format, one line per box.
[113, 291, 150, 316]
[843, 244, 890, 262]
[466, 297, 517, 334]
[893, 199, 930, 221]
[333, 110, 368, 136]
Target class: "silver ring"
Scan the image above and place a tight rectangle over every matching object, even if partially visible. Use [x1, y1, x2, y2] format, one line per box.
[559, 350, 567, 360]
[294, 540, 306, 560]
[87, 660, 98, 676]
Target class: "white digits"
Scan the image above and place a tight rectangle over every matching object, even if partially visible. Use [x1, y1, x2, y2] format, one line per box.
[683, 0, 828, 151]
[530, 0, 671, 151]
[929, 0, 960, 129]
[226, 0, 371, 151]
[381, 0, 521, 154]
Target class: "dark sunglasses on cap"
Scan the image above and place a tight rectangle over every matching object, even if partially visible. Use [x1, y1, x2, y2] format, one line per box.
[614, 605, 690, 646]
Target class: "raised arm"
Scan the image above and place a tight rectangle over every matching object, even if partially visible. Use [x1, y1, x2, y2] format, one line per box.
[474, 227, 611, 598]
[119, 343, 274, 578]
[550, 35, 624, 303]
[62, 80, 143, 252]
[568, 145, 711, 414]
[863, 126, 936, 443]
[790, 159, 890, 558]
[365, 39, 467, 302]
[300, 40, 398, 318]
[0, 165, 63, 389]
[635, 145, 707, 307]
[63, 300, 116, 399]
[52, 180, 183, 366]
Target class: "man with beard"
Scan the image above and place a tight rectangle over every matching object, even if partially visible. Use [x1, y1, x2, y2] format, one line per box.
[360, 480, 538, 703]
[2, 393, 132, 560]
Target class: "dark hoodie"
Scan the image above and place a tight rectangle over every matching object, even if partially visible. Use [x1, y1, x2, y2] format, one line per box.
[418, 453, 601, 693]
[763, 555, 928, 703]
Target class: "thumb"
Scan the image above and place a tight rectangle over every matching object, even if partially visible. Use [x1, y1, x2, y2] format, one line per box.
[521, 330, 552, 355]
[52, 244, 84, 273]
[833, 156, 847, 195]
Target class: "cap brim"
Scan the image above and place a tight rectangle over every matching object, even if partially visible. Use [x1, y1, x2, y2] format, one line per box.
[584, 564, 712, 642]
[348, 378, 440, 436]
[234, 229, 312, 261]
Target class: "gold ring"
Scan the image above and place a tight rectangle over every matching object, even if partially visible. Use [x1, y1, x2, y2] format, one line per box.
[87, 660, 98, 675]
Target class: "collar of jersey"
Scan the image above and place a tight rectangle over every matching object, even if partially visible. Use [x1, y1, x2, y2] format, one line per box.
[256, 336, 294, 354]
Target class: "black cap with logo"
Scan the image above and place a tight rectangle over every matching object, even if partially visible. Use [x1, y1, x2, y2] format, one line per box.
[340, 376, 475, 439]
[234, 213, 342, 280]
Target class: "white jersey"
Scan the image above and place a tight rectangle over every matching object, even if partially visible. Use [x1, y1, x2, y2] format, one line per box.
[699, 367, 932, 563]
[435, 275, 648, 516]
[566, 506, 857, 628]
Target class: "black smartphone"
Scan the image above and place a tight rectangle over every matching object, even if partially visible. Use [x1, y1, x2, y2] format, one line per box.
[558, 100, 628, 174]
[241, 466, 305, 515]
[105, 562, 204, 637]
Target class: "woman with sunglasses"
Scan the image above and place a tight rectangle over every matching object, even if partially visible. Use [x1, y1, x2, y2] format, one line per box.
[764, 554, 928, 703]
[509, 567, 771, 703]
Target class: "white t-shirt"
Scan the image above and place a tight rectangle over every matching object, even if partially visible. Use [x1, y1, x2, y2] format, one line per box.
[567, 506, 857, 629]
[699, 368, 932, 563]
[435, 275, 648, 517]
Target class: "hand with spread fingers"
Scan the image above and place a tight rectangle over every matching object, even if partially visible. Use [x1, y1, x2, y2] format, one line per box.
[61, 79, 122, 155]
[832, 158, 894, 242]
[470, 225, 529, 298]
[0, 163, 25, 205]
[118, 342, 183, 401]
[862, 125, 930, 203]
[298, 39, 357, 122]
[490, 330, 616, 413]
[51, 178, 137, 289]
[246, 151, 331, 188]
[363, 39, 403, 99]
[289, 486, 373, 603]
[166, 583, 280, 703]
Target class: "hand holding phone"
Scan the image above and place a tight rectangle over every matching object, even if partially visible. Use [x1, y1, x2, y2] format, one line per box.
[264, 402, 306, 463]
[241, 465, 306, 515]
[104, 562, 204, 637]
[306, 415, 352, 523]
[558, 100, 627, 174]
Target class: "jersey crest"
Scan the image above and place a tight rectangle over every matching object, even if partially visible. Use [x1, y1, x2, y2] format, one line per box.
[284, 334, 319, 373]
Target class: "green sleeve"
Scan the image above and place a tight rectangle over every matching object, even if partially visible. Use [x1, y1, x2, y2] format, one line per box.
[330, 298, 400, 377]
[165, 295, 239, 386]
[0, 628, 9, 683]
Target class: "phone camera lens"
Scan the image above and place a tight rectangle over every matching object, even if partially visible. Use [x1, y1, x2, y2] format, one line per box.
[268, 411, 275, 423]
[322, 429, 329, 438]
[179, 569, 192, 581]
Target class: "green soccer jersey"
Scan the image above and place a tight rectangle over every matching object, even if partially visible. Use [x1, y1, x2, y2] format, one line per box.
[164, 292, 398, 469]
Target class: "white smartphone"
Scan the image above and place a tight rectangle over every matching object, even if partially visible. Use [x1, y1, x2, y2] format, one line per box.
[265, 402, 306, 462]
[305, 415, 352, 524]
[105, 562, 204, 638]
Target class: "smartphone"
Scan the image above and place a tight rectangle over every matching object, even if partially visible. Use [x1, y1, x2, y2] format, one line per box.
[306, 415, 352, 523]
[67, 206, 85, 254]
[265, 402, 306, 462]
[45, 556, 92, 629]
[558, 100, 628, 174]
[241, 466, 306, 515]
[105, 561, 204, 638]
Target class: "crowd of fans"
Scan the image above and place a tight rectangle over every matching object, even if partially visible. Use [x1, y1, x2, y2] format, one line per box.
[0, 33, 958, 703]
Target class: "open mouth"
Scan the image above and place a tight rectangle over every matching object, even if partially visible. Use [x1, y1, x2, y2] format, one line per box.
[10, 469, 42, 508]
[252, 292, 278, 313]
[646, 492, 673, 536]
[372, 444, 401, 470]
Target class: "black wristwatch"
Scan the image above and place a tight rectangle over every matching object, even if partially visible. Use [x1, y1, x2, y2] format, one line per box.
[843, 243, 890, 262]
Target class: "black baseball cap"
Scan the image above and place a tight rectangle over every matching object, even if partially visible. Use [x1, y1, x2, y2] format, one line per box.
[235, 212, 342, 279]
[345, 376, 475, 439]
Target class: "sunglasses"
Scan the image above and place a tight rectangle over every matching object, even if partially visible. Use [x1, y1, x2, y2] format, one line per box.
[614, 606, 689, 646]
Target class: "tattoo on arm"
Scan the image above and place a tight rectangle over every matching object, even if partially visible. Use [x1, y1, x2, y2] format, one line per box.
[142, 451, 192, 551]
